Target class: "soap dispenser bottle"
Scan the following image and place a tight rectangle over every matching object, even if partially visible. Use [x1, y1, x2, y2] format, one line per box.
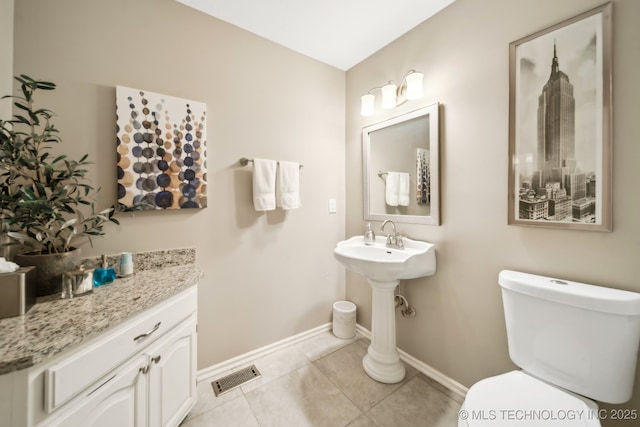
[93, 254, 116, 287]
[364, 223, 376, 245]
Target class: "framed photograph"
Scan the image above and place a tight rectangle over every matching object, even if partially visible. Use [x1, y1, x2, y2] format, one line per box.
[508, 3, 612, 231]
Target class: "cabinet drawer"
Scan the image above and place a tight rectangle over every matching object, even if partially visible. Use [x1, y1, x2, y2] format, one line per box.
[44, 286, 197, 413]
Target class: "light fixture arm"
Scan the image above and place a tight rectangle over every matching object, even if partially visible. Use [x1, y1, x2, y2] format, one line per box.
[360, 69, 424, 116]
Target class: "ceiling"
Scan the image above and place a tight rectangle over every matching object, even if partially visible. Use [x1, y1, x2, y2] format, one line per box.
[176, 0, 456, 71]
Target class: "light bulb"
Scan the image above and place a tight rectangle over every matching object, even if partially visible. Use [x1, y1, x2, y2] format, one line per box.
[360, 94, 375, 116]
[405, 72, 424, 100]
[381, 83, 397, 109]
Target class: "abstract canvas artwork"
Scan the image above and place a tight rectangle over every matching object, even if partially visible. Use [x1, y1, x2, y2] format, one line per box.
[116, 86, 207, 209]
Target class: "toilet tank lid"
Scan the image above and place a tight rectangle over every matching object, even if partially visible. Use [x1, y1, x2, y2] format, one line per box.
[498, 270, 640, 315]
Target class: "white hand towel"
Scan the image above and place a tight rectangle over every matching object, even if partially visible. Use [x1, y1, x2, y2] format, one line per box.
[0, 257, 19, 273]
[276, 161, 301, 209]
[252, 158, 277, 211]
[398, 172, 410, 206]
[385, 172, 400, 206]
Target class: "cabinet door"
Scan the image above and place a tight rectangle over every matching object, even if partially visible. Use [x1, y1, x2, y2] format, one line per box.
[49, 355, 147, 427]
[148, 316, 197, 427]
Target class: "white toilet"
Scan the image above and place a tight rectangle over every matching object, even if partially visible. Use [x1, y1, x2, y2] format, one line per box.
[459, 270, 640, 427]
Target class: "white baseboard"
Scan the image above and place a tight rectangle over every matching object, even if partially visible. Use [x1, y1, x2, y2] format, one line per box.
[197, 322, 332, 383]
[198, 322, 468, 400]
[397, 346, 469, 398]
[356, 324, 468, 399]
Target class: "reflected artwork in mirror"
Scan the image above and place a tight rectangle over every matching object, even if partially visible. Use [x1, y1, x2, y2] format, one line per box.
[363, 103, 439, 225]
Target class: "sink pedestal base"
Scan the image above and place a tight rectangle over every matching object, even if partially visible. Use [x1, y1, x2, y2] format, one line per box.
[362, 278, 405, 384]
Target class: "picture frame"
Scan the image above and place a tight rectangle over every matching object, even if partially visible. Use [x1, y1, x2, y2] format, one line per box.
[508, 3, 612, 231]
[116, 86, 208, 210]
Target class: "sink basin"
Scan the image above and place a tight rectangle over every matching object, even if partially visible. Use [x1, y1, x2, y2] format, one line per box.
[334, 235, 436, 282]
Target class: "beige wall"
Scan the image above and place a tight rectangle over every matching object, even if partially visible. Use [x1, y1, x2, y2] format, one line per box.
[346, 0, 640, 422]
[0, 0, 13, 120]
[12, 0, 345, 368]
[10, 0, 640, 421]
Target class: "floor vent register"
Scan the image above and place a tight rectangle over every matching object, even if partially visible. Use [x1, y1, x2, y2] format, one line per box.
[211, 364, 262, 396]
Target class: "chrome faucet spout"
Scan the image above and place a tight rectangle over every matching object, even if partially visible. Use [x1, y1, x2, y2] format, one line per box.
[380, 219, 396, 236]
[380, 220, 404, 249]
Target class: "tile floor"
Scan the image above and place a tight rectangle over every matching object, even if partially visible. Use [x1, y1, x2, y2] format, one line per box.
[181, 331, 463, 427]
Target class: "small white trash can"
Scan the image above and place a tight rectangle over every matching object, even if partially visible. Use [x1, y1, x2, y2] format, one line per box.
[332, 301, 356, 339]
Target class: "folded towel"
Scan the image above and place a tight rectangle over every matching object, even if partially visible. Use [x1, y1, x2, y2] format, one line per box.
[385, 172, 400, 206]
[398, 172, 410, 206]
[385, 172, 410, 207]
[276, 161, 301, 209]
[252, 158, 277, 211]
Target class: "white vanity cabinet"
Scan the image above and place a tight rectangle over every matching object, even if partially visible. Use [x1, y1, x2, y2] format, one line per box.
[50, 316, 196, 427]
[147, 315, 197, 427]
[1, 285, 197, 427]
[49, 354, 148, 427]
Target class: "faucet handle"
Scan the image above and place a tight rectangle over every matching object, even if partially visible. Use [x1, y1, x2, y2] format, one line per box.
[395, 234, 404, 249]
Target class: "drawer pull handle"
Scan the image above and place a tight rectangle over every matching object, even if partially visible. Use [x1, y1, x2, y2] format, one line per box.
[152, 355, 161, 364]
[139, 365, 150, 374]
[133, 322, 161, 342]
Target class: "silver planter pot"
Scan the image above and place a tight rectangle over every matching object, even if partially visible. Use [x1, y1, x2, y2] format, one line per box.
[14, 248, 82, 297]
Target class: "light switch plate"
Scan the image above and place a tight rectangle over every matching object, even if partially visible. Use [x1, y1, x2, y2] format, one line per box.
[328, 198, 337, 213]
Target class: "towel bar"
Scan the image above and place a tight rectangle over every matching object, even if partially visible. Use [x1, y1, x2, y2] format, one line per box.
[239, 157, 303, 168]
[378, 171, 410, 177]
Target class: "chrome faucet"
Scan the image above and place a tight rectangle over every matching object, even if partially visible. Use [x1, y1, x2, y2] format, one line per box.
[380, 220, 404, 249]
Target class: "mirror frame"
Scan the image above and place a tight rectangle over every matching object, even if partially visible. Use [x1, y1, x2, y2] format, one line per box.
[363, 103, 440, 225]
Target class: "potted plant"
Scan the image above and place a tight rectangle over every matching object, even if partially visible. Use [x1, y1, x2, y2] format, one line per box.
[0, 75, 129, 296]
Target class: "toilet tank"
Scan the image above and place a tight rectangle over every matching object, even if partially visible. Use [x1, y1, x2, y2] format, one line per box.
[499, 270, 640, 404]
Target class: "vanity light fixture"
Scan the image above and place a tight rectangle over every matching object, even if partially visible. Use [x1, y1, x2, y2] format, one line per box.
[360, 70, 424, 116]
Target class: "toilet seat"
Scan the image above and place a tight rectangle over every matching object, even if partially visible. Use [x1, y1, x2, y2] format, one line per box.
[460, 371, 601, 427]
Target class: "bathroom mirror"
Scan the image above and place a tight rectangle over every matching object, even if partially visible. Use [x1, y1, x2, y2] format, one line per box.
[363, 103, 439, 225]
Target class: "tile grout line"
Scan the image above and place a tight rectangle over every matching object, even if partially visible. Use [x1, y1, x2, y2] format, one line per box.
[232, 333, 362, 399]
[197, 322, 332, 383]
[241, 392, 264, 427]
[240, 335, 369, 427]
[309, 353, 367, 427]
[237, 344, 314, 395]
[314, 338, 427, 421]
[186, 330, 462, 426]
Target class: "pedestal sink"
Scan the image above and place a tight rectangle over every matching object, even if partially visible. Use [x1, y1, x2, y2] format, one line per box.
[334, 235, 436, 384]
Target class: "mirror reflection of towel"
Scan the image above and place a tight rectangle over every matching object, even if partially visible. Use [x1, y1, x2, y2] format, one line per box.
[385, 172, 410, 207]
[385, 172, 399, 206]
[398, 173, 410, 206]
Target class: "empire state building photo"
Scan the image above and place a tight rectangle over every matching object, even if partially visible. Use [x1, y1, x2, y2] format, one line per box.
[518, 44, 596, 223]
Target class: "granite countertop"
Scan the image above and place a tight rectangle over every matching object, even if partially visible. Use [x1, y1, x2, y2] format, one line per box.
[0, 249, 202, 376]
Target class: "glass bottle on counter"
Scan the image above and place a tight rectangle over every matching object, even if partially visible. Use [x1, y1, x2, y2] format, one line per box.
[93, 254, 116, 286]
